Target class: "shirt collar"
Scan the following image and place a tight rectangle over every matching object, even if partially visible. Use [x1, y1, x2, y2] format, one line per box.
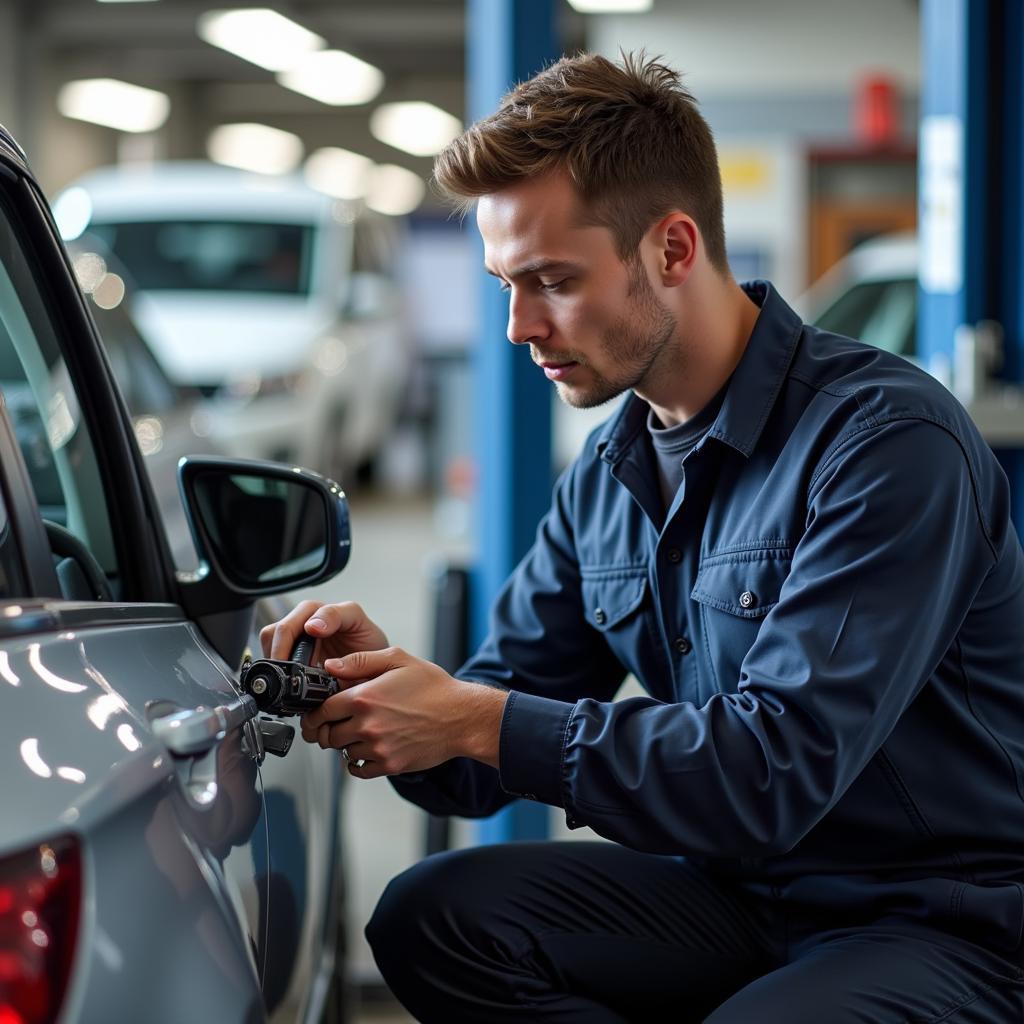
[596, 280, 804, 464]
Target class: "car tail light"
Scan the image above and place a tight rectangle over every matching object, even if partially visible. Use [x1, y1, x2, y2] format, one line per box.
[0, 836, 81, 1024]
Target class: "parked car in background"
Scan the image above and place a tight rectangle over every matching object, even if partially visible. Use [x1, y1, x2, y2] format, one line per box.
[0, 125, 350, 1023]
[55, 162, 411, 484]
[798, 231, 918, 361]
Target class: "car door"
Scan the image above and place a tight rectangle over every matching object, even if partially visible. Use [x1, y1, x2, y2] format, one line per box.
[0, 130, 272, 1023]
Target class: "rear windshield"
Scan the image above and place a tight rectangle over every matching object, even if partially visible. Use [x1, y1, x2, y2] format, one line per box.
[89, 220, 314, 295]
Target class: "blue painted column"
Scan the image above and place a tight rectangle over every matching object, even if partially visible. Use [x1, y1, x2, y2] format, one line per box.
[467, 0, 558, 843]
[919, 0, 1024, 534]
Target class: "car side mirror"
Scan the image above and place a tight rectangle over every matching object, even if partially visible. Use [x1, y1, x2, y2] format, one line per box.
[177, 456, 350, 615]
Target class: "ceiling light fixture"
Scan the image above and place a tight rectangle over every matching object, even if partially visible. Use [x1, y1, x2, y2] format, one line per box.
[369, 101, 462, 157]
[566, 0, 653, 11]
[304, 147, 375, 200]
[277, 50, 384, 106]
[207, 123, 304, 175]
[57, 79, 170, 133]
[197, 8, 325, 72]
[365, 164, 426, 217]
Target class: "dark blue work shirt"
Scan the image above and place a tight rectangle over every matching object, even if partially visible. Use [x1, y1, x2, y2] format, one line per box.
[393, 282, 1024, 952]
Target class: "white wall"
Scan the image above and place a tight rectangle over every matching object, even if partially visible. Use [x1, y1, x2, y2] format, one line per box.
[589, 0, 919, 98]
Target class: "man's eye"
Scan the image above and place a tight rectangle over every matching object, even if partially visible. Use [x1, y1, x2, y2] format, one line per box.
[498, 281, 511, 293]
[539, 279, 566, 292]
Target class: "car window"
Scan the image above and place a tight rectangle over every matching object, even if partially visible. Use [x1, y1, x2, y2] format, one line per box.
[0, 198, 120, 596]
[67, 240, 180, 414]
[0, 481, 26, 597]
[814, 278, 918, 359]
[90, 220, 314, 295]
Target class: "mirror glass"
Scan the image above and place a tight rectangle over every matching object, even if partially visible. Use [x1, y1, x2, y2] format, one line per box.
[191, 471, 328, 588]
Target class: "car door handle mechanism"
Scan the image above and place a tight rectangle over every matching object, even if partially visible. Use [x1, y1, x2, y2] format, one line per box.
[152, 694, 259, 757]
[258, 718, 295, 757]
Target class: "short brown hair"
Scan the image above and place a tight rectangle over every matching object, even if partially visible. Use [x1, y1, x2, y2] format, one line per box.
[434, 51, 728, 272]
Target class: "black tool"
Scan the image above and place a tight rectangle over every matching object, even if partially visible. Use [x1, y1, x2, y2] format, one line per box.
[240, 634, 341, 716]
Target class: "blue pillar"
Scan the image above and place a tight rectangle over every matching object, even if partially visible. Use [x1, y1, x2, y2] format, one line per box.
[467, 0, 558, 844]
[919, 0, 1024, 534]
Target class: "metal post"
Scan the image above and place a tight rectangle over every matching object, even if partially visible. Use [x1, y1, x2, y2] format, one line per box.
[467, 0, 557, 844]
[919, 0, 1024, 534]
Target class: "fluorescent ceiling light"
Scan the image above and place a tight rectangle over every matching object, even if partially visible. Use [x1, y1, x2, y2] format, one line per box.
[305, 147, 374, 199]
[207, 122, 303, 175]
[197, 8, 325, 72]
[566, 0, 652, 11]
[277, 50, 384, 106]
[58, 78, 170, 133]
[366, 164, 425, 217]
[370, 101, 462, 157]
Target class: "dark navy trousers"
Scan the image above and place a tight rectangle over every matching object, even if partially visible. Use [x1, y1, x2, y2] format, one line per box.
[366, 841, 1024, 1023]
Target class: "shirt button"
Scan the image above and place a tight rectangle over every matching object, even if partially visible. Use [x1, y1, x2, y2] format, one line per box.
[674, 636, 692, 655]
[594, 608, 607, 625]
[739, 590, 756, 609]
[666, 547, 682, 563]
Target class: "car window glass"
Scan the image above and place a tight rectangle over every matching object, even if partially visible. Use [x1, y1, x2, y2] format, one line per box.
[90, 220, 314, 295]
[815, 278, 918, 358]
[66, 240, 179, 414]
[0, 201, 119, 596]
[0, 479, 25, 597]
[91, 302, 178, 413]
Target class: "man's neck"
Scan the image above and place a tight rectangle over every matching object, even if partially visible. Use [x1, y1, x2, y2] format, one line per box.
[639, 276, 761, 427]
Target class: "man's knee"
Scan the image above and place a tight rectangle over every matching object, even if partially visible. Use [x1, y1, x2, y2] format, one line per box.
[366, 847, 494, 967]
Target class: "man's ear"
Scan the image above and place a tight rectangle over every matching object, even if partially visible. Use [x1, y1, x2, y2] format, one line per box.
[654, 213, 699, 286]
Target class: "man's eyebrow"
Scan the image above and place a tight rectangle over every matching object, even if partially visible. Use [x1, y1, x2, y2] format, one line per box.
[484, 259, 582, 279]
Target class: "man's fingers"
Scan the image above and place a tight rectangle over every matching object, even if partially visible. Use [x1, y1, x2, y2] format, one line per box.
[261, 599, 324, 660]
[325, 647, 407, 681]
[305, 602, 385, 643]
[302, 690, 354, 733]
[346, 757, 383, 780]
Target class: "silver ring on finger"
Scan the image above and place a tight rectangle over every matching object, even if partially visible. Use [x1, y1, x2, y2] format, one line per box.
[341, 746, 350, 763]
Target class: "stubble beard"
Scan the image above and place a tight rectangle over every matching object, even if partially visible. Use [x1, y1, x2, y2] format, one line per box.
[555, 266, 678, 410]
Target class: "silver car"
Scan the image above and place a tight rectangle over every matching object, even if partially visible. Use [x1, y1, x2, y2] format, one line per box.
[0, 125, 350, 1023]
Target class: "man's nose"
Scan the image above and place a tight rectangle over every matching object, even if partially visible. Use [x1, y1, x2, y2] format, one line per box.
[506, 291, 549, 346]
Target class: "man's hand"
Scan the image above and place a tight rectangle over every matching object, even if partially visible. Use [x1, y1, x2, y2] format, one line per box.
[259, 600, 389, 664]
[300, 647, 509, 779]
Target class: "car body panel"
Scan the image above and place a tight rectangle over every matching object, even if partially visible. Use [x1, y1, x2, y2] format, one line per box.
[0, 128, 346, 1024]
[2, 609, 266, 1022]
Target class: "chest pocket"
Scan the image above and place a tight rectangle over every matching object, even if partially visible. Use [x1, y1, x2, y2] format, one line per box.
[691, 548, 792, 693]
[579, 569, 655, 681]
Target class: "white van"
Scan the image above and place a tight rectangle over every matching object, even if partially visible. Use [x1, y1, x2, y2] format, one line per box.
[55, 162, 410, 482]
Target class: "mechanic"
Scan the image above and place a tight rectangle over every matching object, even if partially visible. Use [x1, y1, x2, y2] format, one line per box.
[263, 52, 1024, 1023]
